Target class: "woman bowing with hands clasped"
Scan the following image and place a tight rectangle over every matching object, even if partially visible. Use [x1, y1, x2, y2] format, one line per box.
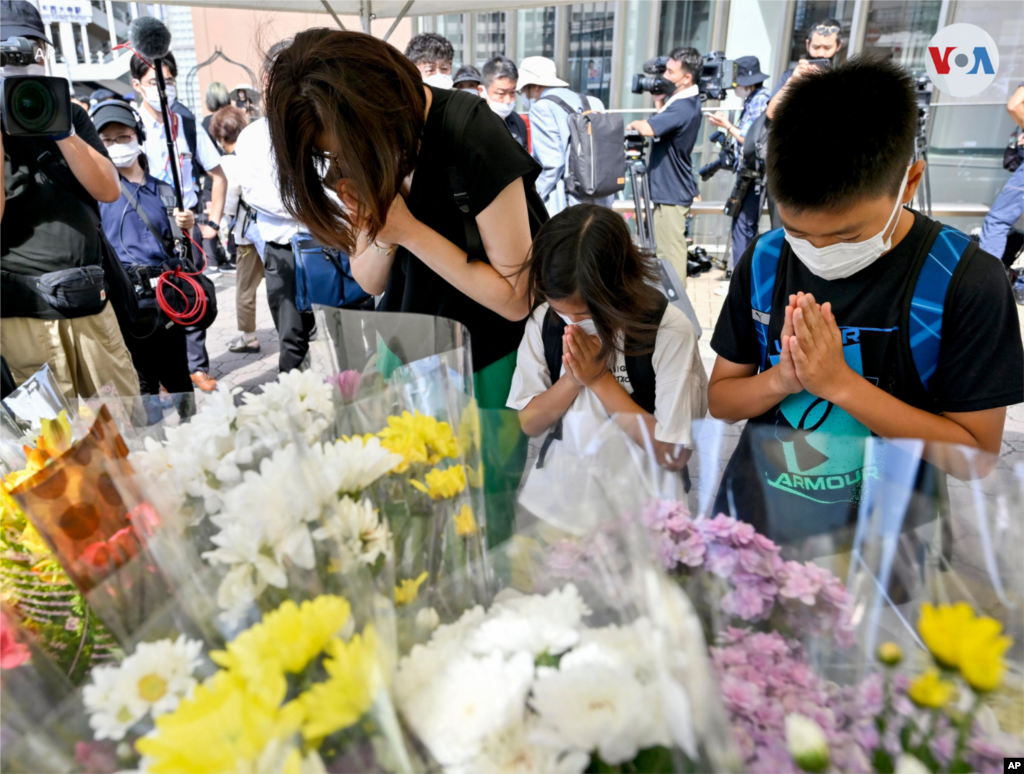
[264, 29, 548, 545]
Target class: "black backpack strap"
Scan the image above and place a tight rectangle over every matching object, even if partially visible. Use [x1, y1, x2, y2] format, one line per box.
[441, 91, 486, 263]
[172, 104, 204, 181]
[578, 93, 592, 112]
[623, 295, 670, 415]
[155, 181, 184, 239]
[537, 307, 568, 469]
[120, 181, 175, 258]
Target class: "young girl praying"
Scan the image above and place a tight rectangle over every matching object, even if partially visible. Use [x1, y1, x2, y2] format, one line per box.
[507, 204, 708, 531]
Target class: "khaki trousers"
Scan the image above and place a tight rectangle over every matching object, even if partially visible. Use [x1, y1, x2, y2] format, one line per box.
[653, 203, 691, 289]
[1, 303, 140, 402]
[235, 244, 264, 334]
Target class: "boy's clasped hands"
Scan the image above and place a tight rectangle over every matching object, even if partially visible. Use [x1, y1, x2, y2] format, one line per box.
[776, 292, 858, 403]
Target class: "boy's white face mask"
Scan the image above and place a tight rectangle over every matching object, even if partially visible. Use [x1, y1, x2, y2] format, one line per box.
[785, 165, 911, 281]
[556, 312, 597, 336]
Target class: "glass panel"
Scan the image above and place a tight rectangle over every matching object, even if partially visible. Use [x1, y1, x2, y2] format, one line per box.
[515, 6, 556, 60]
[657, 0, 712, 56]
[473, 12, 507, 67]
[860, 0, 942, 73]
[565, 2, 616, 106]
[49, 23, 64, 64]
[784, 0, 855, 70]
[433, 14, 466, 69]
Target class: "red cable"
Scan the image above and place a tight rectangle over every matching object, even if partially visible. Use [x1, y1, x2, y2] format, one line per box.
[155, 230, 210, 326]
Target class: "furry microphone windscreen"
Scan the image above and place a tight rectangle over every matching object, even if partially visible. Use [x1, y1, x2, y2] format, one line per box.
[128, 16, 172, 61]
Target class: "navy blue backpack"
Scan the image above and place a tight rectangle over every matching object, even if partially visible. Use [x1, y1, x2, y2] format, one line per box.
[749, 222, 974, 395]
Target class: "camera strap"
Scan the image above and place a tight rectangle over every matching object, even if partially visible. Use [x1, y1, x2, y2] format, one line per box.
[441, 90, 486, 263]
[119, 180, 177, 260]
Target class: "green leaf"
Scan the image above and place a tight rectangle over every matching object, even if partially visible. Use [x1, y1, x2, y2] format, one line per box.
[535, 651, 561, 668]
[872, 747, 895, 774]
[632, 746, 675, 773]
[949, 761, 972, 774]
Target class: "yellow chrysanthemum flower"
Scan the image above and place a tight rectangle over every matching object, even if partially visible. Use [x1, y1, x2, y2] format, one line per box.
[908, 668, 954, 708]
[959, 617, 1012, 693]
[37, 410, 73, 459]
[136, 670, 303, 774]
[877, 642, 903, 667]
[410, 464, 467, 500]
[297, 626, 381, 740]
[210, 596, 351, 707]
[375, 411, 459, 473]
[454, 504, 477, 537]
[458, 401, 482, 456]
[918, 602, 976, 670]
[395, 571, 428, 607]
[465, 464, 485, 488]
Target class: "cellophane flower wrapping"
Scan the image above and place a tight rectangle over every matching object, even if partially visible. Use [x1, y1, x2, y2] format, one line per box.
[392, 516, 740, 774]
[1, 410, 119, 684]
[325, 366, 492, 627]
[842, 436, 1024, 773]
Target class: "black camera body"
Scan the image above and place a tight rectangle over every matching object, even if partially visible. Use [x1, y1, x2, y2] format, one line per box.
[698, 51, 736, 101]
[698, 130, 737, 181]
[631, 56, 674, 96]
[624, 129, 647, 160]
[1, 38, 72, 137]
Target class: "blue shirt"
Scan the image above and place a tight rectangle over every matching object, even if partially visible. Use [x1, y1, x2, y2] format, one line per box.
[734, 85, 770, 170]
[647, 89, 702, 207]
[528, 87, 615, 215]
[99, 174, 174, 267]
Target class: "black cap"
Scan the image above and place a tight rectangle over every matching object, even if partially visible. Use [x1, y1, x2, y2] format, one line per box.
[453, 65, 483, 87]
[734, 55, 768, 87]
[0, 0, 51, 43]
[90, 99, 140, 134]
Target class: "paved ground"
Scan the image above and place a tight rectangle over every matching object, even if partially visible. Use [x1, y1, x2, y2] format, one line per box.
[203, 262, 1024, 445]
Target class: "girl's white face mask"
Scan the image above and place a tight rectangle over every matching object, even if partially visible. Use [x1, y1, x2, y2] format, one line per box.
[108, 139, 142, 168]
[785, 165, 911, 281]
[556, 312, 597, 336]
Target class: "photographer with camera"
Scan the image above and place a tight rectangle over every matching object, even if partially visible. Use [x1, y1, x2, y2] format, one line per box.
[766, 18, 843, 120]
[1, 0, 140, 401]
[626, 47, 703, 285]
[91, 99, 194, 398]
[706, 56, 770, 280]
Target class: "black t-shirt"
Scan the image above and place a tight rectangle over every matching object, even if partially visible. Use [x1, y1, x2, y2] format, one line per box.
[711, 211, 1024, 546]
[2, 104, 109, 285]
[647, 93, 701, 207]
[380, 87, 548, 371]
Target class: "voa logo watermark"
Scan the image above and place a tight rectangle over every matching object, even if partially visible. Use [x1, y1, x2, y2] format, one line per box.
[926, 23, 999, 98]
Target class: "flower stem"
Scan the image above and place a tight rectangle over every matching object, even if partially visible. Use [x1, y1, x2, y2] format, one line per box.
[950, 693, 982, 772]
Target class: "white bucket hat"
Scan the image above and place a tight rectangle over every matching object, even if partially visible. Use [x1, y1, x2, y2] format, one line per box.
[516, 56, 569, 91]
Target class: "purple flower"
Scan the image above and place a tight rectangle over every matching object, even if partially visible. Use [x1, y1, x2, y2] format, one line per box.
[674, 529, 707, 567]
[705, 543, 738, 578]
[698, 514, 738, 540]
[778, 561, 823, 605]
[721, 674, 763, 713]
[858, 672, 884, 715]
[721, 583, 768, 619]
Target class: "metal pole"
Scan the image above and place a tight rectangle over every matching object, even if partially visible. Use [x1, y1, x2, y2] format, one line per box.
[848, 0, 870, 57]
[383, 0, 415, 41]
[105, 0, 117, 54]
[320, 0, 347, 30]
[362, 0, 373, 35]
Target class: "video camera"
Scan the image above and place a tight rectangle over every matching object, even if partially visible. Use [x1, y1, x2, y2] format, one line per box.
[1, 37, 72, 137]
[631, 56, 674, 96]
[624, 129, 647, 160]
[698, 51, 736, 101]
[698, 130, 737, 181]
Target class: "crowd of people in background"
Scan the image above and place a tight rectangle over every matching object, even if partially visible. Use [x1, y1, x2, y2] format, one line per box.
[1, 1, 1022, 520]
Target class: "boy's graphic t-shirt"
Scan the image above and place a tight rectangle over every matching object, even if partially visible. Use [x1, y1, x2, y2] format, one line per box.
[711, 211, 1023, 546]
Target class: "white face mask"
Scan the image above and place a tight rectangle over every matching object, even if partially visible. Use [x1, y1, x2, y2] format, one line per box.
[141, 84, 176, 111]
[486, 97, 514, 119]
[556, 312, 597, 336]
[521, 95, 535, 111]
[108, 139, 142, 168]
[735, 85, 751, 100]
[785, 166, 911, 281]
[2, 63, 46, 78]
[423, 73, 453, 90]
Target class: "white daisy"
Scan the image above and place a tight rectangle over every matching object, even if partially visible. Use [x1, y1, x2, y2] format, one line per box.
[312, 496, 391, 565]
[114, 636, 204, 718]
[465, 584, 587, 658]
[316, 437, 402, 496]
[453, 716, 590, 774]
[83, 664, 144, 741]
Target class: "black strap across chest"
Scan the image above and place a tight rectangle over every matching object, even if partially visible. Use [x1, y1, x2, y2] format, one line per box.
[441, 90, 486, 263]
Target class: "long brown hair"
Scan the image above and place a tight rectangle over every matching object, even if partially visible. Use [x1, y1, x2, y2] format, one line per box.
[525, 204, 665, 359]
[264, 29, 426, 252]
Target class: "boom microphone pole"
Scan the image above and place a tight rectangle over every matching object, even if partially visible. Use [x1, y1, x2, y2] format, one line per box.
[127, 16, 190, 260]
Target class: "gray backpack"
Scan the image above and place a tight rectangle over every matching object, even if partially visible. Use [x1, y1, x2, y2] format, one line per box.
[542, 93, 626, 199]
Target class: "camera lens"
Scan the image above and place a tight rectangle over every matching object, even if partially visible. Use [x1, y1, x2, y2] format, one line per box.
[10, 78, 56, 133]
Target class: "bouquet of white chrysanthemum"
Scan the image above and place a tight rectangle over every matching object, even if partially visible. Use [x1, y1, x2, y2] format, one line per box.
[393, 520, 740, 774]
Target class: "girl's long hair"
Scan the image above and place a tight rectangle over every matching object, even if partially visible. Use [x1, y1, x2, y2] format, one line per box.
[524, 204, 666, 359]
[264, 28, 426, 253]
